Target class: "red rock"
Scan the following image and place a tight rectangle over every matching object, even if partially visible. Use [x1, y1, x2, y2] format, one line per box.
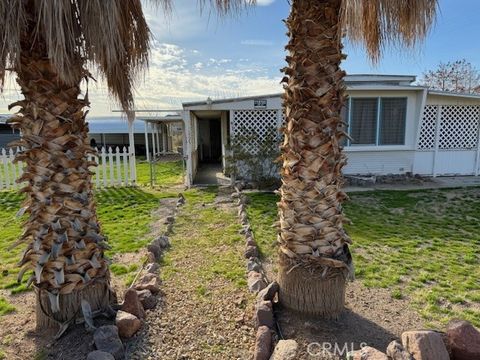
[351, 346, 388, 360]
[245, 245, 258, 259]
[270, 340, 298, 360]
[402, 330, 449, 360]
[135, 273, 160, 294]
[386, 340, 413, 360]
[254, 326, 272, 360]
[137, 289, 158, 310]
[248, 271, 267, 293]
[256, 300, 274, 329]
[121, 288, 145, 319]
[93, 325, 124, 360]
[446, 320, 480, 360]
[115, 310, 142, 338]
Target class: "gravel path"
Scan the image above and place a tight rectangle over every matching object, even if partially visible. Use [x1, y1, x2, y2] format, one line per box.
[127, 187, 255, 359]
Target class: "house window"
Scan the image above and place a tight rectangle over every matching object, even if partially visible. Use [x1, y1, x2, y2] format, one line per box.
[346, 97, 407, 146]
[380, 98, 407, 145]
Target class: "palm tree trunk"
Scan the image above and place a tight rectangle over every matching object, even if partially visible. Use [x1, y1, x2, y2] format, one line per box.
[278, 0, 353, 317]
[10, 28, 112, 331]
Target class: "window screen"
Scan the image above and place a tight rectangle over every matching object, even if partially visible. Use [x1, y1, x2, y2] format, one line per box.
[350, 98, 378, 145]
[380, 98, 407, 145]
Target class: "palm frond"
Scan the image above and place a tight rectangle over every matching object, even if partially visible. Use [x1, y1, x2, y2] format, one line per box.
[341, 0, 438, 62]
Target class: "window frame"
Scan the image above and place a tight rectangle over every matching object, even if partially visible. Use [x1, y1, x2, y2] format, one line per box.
[346, 96, 408, 148]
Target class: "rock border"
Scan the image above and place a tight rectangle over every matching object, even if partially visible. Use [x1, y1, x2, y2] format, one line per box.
[232, 185, 281, 360]
[88, 193, 186, 360]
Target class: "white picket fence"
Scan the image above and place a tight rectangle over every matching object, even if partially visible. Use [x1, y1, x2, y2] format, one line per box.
[0, 146, 136, 191]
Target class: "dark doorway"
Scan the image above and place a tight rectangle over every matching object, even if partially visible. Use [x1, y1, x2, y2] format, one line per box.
[199, 118, 221, 163]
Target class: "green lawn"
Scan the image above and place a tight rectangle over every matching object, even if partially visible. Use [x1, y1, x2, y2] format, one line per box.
[161, 187, 247, 289]
[0, 161, 183, 306]
[135, 160, 184, 187]
[246, 188, 480, 328]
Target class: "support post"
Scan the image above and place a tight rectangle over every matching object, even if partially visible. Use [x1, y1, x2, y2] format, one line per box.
[127, 111, 137, 183]
[162, 124, 167, 154]
[151, 122, 156, 159]
[475, 108, 480, 176]
[144, 120, 150, 162]
[432, 105, 442, 177]
[155, 124, 160, 156]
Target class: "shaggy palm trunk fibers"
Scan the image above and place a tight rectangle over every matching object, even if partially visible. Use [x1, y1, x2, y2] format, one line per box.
[10, 29, 112, 331]
[277, 0, 352, 317]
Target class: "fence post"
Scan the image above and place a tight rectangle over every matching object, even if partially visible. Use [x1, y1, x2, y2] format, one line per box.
[9, 149, 17, 189]
[108, 147, 114, 187]
[2, 148, 10, 189]
[123, 146, 129, 186]
[129, 145, 136, 184]
[101, 147, 107, 188]
[115, 147, 121, 186]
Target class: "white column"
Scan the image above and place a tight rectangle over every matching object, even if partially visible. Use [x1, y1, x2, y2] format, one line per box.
[144, 120, 150, 162]
[151, 122, 156, 158]
[220, 111, 228, 170]
[432, 105, 442, 177]
[475, 109, 480, 176]
[127, 111, 137, 183]
[155, 124, 160, 156]
[162, 124, 168, 154]
[182, 111, 192, 187]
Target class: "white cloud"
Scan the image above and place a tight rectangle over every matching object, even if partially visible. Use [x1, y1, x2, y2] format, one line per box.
[241, 39, 274, 46]
[256, 0, 276, 5]
[0, 42, 281, 116]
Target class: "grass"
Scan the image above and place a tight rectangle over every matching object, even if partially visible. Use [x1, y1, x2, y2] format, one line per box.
[0, 298, 15, 316]
[0, 160, 182, 295]
[160, 187, 247, 290]
[136, 160, 184, 187]
[246, 188, 480, 328]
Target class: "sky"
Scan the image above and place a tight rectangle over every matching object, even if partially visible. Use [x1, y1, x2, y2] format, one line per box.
[1, 0, 480, 116]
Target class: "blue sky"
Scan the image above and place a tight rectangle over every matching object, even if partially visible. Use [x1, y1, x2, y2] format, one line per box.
[1, 0, 479, 115]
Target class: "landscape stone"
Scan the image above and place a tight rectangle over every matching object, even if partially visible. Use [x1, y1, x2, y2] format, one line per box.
[257, 281, 279, 302]
[135, 273, 160, 294]
[248, 271, 267, 293]
[256, 300, 274, 328]
[116, 310, 142, 338]
[402, 330, 449, 360]
[247, 259, 261, 272]
[245, 245, 259, 259]
[86, 350, 115, 360]
[254, 326, 272, 360]
[93, 325, 124, 360]
[154, 235, 170, 248]
[386, 340, 413, 360]
[121, 288, 145, 319]
[351, 346, 388, 360]
[270, 339, 298, 360]
[145, 262, 160, 274]
[446, 320, 480, 360]
[147, 244, 161, 260]
[137, 289, 158, 310]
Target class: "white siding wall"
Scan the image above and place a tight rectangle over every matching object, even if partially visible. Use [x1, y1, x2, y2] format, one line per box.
[344, 150, 414, 175]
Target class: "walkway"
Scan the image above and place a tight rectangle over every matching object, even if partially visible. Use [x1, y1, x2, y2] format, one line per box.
[193, 163, 230, 186]
[128, 187, 254, 360]
[345, 175, 480, 192]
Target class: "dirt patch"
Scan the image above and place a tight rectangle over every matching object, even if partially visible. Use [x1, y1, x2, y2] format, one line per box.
[275, 281, 424, 359]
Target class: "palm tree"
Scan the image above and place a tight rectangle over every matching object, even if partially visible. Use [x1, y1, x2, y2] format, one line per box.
[0, 0, 250, 334]
[277, 0, 437, 316]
